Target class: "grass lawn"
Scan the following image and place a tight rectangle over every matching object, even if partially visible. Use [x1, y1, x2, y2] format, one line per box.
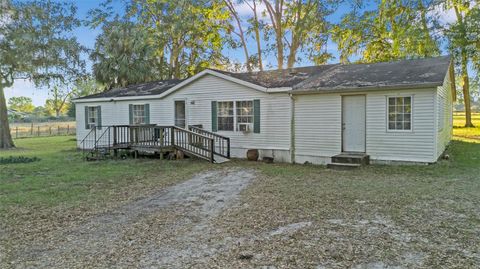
[453, 112, 480, 140]
[0, 136, 213, 212]
[1, 116, 479, 267]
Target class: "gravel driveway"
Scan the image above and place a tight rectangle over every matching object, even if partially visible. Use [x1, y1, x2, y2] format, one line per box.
[12, 168, 255, 268]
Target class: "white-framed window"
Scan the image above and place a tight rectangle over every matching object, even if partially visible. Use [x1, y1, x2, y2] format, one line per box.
[217, 101, 234, 131]
[87, 106, 98, 128]
[236, 100, 253, 131]
[133, 104, 146, 125]
[387, 96, 412, 131]
[217, 100, 255, 132]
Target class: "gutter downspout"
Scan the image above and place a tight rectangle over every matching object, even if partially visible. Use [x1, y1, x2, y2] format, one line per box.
[290, 93, 296, 164]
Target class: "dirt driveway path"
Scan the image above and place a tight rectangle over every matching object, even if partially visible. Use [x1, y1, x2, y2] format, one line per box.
[14, 168, 255, 268]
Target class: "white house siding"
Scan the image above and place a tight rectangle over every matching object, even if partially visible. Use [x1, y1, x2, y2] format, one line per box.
[294, 88, 438, 164]
[75, 99, 163, 148]
[365, 88, 437, 163]
[158, 75, 292, 162]
[293, 94, 342, 164]
[435, 70, 454, 159]
[76, 74, 292, 161]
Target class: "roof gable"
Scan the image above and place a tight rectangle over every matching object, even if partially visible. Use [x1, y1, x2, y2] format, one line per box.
[74, 56, 451, 102]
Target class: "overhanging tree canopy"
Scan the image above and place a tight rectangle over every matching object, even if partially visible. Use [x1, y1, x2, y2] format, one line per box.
[0, 0, 85, 148]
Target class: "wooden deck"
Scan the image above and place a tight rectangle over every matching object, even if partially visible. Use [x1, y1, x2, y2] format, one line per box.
[80, 125, 230, 163]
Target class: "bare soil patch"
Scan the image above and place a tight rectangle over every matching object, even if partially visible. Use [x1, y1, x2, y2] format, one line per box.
[7, 168, 255, 268]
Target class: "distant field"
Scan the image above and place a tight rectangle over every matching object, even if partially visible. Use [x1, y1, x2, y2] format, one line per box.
[453, 112, 480, 141]
[10, 121, 76, 138]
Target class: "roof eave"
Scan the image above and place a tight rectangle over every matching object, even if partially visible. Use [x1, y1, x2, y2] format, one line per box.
[73, 69, 272, 103]
[289, 82, 442, 95]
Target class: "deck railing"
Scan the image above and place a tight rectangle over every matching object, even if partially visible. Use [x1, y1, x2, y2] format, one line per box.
[80, 127, 97, 158]
[84, 125, 216, 162]
[188, 125, 230, 159]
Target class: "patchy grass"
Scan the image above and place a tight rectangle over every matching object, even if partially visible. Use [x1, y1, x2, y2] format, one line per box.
[1, 121, 479, 267]
[0, 136, 213, 213]
[210, 139, 480, 267]
[453, 112, 480, 141]
[0, 136, 214, 252]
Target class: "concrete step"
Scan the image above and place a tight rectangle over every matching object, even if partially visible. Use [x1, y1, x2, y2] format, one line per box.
[331, 153, 370, 165]
[214, 155, 230, 164]
[327, 162, 362, 170]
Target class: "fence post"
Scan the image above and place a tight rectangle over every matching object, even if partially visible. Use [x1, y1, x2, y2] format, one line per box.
[49, 126, 52, 136]
[30, 123, 33, 135]
[67, 125, 69, 134]
[37, 126, 40, 136]
[16, 127, 18, 139]
[58, 126, 60, 135]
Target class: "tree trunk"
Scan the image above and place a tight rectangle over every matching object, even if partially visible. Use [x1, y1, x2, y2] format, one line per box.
[252, 1, 263, 71]
[461, 50, 474, 127]
[275, 15, 284, 69]
[224, 0, 251, 72]
[287, 38, 300, 68]
[0, 87, 15, 149]
[286, 1, 303, 69]
[263, 0, 284, 69]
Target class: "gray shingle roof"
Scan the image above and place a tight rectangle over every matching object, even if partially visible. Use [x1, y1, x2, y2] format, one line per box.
[211, 65, 335, 88]
[75, 79, 184, 100]
[76, 56, 450, 100]
[291, 56, 451, 93]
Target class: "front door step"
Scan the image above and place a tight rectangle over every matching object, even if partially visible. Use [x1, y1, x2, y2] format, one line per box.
[327, 162, 362, 170]
[329, 153, 370, 170]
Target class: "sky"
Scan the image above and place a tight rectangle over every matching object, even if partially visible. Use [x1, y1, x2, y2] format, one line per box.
[5, 0, 456, 106]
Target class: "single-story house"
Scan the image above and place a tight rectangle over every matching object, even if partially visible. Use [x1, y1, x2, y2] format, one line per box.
[73, 56, 455, 165]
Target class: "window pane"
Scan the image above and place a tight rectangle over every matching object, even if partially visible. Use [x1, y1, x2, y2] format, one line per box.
[218, 102, 233, 116]
[388, 113, 395, 121]
[133, 105, 145, 124]
[388, 105, 396, 114]
[236, 101, 253, 131]
[218, 116, 234, 131]
[396, 122, 403, 129]
[88, 107, 97, 125]
[217, 101, 234, 131]
[396, 113, 403, 121]
[387, 97, 412, 131]
[396, 105, 404, 113]
[404, 113, 411, 122]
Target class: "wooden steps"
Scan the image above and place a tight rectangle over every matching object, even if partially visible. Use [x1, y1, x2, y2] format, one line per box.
[328, 153, 369, 170]
[81, 125, 231, 163]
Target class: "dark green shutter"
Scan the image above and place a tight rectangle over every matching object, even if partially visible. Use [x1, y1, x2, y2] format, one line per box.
[84, 106, 90, 129]
[211, 101, 217, 132]
[129, 104, 133, 125]
[145, 104, 150, 124]
[96, 106, 102, 129]
[253, 99, 260, 133]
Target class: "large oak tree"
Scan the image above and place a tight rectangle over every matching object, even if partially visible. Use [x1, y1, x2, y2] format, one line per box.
[0, 0, 85, 148]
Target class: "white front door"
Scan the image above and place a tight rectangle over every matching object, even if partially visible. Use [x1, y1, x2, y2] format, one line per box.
[342, 95, 366, 152]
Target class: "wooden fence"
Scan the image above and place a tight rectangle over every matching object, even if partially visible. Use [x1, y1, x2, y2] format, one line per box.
[10, 123, 76, 138]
